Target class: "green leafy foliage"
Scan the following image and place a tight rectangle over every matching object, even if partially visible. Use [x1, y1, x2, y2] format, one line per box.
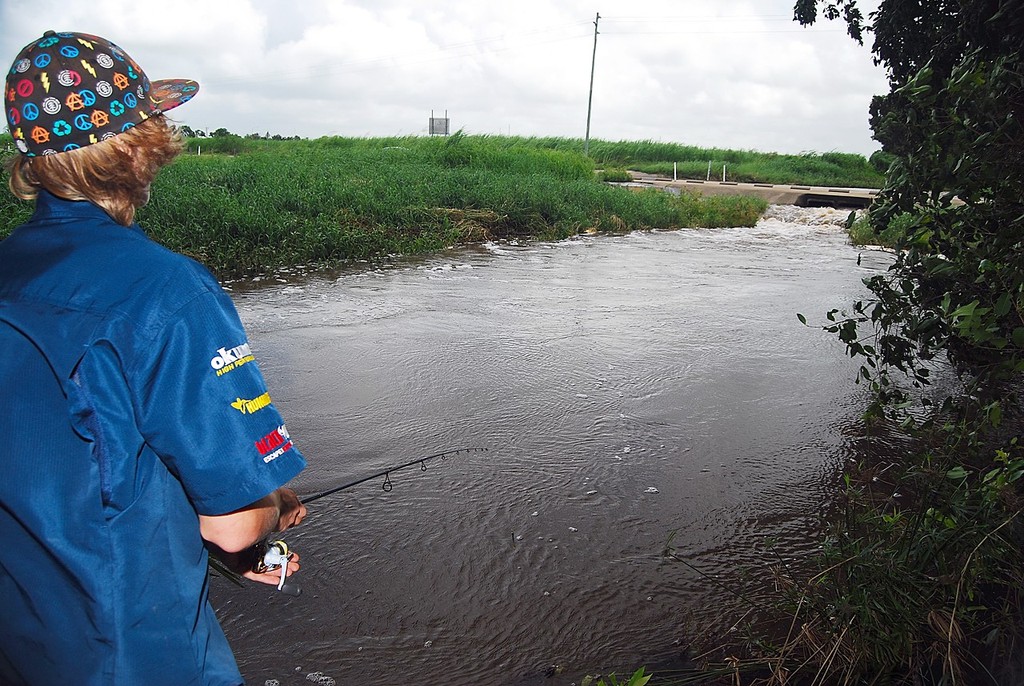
[780, 1, 1024, 683]
[834, 15, 1024, 431]
[581, 667, 652, 686]
[793, 0, 866, 42]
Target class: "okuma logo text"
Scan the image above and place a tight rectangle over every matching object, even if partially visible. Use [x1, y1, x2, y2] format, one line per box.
[210, 342, 255, 377]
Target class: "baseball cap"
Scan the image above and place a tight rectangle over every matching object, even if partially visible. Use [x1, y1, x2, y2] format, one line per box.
[5, 30, 199, 156]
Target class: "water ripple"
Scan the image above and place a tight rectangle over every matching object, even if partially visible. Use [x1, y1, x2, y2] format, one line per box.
[214, 208, 901, 686]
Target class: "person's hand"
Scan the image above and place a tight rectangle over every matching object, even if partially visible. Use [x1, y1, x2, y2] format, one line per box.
[275, 487, 307, 531]
[243, 550, 302, 586]
[200, 487, 308, 553]
[204, 487, 308, 588]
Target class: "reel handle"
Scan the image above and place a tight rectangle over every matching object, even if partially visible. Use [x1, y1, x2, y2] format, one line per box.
[252, 539, 302, 596]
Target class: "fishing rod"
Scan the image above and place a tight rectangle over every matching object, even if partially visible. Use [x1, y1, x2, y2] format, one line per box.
[300, 446, 488, 503]
[253, 446, 488, 595]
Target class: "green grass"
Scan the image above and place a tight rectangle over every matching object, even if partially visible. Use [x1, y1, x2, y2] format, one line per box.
[185, 133, 884, 188]
[460, 136, 885, 188]
[847, 210, 917, 248]
[8, 132, 871, 278]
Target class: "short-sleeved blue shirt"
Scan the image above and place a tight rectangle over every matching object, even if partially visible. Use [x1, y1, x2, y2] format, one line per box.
[0, 192, 306, 685]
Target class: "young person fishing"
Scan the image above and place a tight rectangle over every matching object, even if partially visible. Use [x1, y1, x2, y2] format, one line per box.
[0, 31, 308, 685]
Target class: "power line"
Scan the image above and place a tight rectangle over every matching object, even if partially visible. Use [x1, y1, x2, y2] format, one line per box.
[601, 14, 847, 35]
[201, 23, 593, 89]
[604, 28, 847, 36]
[197, 14, 841, 91]
[607, 14, 793, 22]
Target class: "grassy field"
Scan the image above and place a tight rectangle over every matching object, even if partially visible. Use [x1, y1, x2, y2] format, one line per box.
[1, 132, 880, 278]
[459, 135, 886, 188]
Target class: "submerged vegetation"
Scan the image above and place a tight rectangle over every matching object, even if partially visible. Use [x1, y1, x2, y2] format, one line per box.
[844, 209, 912, 248]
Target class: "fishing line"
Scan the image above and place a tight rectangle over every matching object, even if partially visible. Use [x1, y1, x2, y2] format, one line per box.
[662, 530, 767, 612]
[299, 446, 488, 503]
[254, 447, 488, 595]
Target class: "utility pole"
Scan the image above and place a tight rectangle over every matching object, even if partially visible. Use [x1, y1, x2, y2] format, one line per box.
[584, 12, 600, 156]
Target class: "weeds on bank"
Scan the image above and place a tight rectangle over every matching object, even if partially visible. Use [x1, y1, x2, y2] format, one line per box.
[476, 136, 884, 189]
[2, 132, 873, 275]
[755, 434, 1024, 685]
[652, 395, 1024, 686]
[672, 434, 1024, 685]
[846, 210, 915, 248]
[582, 667, 652, 686]
[133, 135, 766, 278]
[597, 167, 633, 183]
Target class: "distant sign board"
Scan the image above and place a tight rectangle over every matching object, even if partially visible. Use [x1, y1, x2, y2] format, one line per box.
[429, 116, 450, 136]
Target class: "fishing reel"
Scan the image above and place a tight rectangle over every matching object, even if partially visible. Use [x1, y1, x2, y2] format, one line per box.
[252, 539, 301, 596]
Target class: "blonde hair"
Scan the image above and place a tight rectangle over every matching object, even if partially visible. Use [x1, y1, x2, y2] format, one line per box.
[6, 116, 184, 226]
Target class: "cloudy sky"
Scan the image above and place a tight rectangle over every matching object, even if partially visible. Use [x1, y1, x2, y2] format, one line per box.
[2, 0, 889, 156]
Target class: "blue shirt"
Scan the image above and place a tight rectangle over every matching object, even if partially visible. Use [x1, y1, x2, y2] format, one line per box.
[0, 192, 306, 685]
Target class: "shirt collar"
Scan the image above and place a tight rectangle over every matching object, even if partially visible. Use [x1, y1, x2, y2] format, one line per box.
[31, 190, 115, 223]
[30, 190, 143, 234]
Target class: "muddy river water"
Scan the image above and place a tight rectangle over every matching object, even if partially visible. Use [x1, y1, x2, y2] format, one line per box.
[210, 206, 893, 686]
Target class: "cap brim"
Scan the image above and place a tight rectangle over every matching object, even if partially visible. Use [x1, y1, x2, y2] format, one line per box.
[148, 78, 200, 115]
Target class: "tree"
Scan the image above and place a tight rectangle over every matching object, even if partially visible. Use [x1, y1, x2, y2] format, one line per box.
[798, 0, 1024, 435]
[793, 0, 865, 42]
[782, 2, 1024, 682]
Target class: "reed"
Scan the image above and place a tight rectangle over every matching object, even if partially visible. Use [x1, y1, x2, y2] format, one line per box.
[0, 133, 777, 278]
[453, 136, 884, 188]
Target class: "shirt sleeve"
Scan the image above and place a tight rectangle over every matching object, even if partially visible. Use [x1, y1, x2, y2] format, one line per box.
[131, 288, 306, 515]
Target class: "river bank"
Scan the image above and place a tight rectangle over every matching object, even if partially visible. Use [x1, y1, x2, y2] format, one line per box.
[0, 134, 888, 281]
[1, 133, 773, 279]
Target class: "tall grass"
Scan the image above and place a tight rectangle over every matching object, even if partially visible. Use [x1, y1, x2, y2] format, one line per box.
[428, 135, 885, 188]
[186, 134, 885, 188]
[1, 133, 775, 278]
[742, 436, 1024, 685]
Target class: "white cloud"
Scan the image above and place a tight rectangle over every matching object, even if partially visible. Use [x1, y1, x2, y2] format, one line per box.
[1, 0, 889, 154]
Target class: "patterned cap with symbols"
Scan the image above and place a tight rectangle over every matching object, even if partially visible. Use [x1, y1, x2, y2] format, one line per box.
[5, 30, 199, 157]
